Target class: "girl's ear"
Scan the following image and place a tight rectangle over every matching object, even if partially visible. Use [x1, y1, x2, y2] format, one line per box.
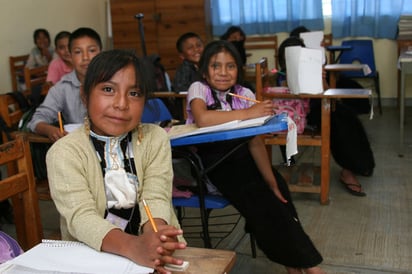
[178, 52, 185, 61]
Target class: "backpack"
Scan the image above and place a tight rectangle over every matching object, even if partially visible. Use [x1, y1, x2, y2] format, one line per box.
[264, 86, 309, 134]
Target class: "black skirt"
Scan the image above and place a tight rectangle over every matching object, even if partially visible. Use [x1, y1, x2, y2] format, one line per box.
[195, 139, 323, 268]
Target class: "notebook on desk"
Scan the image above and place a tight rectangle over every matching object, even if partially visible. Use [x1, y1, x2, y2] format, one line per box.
[0, 240, 154, 274]
[167, 115, 274, 140]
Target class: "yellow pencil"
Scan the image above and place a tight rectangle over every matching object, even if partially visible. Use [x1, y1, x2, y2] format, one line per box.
[228, 92, 261, 103]
[142, 199, 158, 232]
[58, 111, 63, 133]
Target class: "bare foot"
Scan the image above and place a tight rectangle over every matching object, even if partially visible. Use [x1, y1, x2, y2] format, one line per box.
[340, 169, 366, 196]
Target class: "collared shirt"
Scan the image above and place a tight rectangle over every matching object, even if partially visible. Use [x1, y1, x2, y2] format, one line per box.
[28, 70, 86, 132]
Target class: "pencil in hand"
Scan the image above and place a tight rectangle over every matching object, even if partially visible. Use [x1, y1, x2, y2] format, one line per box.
[142, 199, 158, 232]
[58, 111, 64, 133]
[228, 92, 261, 103]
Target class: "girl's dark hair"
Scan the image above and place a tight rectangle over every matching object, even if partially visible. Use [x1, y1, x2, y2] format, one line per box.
[198, 40, 244, 85]
[83, 49, 152, 103]
[289, 26, 310, 38]
[33, 28, 50, 44]
[278, 36, 305, 72]
[54, 31, 71, 47]
[220, 26, 246, 41]
[69, 27, 102, 52]
[176, 32, 202, 52]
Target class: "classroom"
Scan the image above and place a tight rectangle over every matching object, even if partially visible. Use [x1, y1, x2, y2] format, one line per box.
[1, 0, 412, 273]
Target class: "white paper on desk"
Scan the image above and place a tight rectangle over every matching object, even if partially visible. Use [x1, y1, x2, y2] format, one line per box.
[168, 115, 273, 139]
[299, 31, 326, 64]
[0, 240, 153, 274]
[285, 46, 323, 95]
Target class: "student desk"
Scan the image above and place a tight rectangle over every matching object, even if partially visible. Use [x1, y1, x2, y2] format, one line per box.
[398, 52, 412, 156]
[170, 114, 287, 147]
[0, 244, 236, 274]
[326, 45, 352, 63]
[175, 247, 236, 273]
[324, 64, 370, 88]
[261, 88, 371, 204]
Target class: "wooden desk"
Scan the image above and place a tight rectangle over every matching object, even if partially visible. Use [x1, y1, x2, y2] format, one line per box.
[153, 91, 187, 119]
[398, 51, 412, 156]
[261, 88, 371, 204]
[175, 247, 236, 274]
[0, 244, 235, 274]
[324, 64, 368, 88]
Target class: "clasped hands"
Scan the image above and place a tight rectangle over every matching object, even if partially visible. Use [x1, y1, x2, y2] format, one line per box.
[142, 221, 186, 274]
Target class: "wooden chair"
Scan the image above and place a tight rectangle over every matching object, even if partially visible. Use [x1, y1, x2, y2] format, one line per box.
[0, 134, 43, 250]
[0, 93, 52, 201]
[323, 33, 333, 64]
[255, 58, 323, 196]
[23, 65, 49, 98]
[245, 35, 279, 69]
[9, 54, 29, 92]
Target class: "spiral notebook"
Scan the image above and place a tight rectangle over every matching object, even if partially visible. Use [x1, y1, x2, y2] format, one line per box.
[0, 240, 154, 274]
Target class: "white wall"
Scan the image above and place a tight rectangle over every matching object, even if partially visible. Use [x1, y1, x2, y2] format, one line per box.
[0, 0, 109, 93]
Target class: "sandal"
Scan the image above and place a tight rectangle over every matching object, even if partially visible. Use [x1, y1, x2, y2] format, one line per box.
[340, 180, 366, 197]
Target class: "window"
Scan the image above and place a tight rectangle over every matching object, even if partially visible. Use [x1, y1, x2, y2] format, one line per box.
[322, 0, 332, 17]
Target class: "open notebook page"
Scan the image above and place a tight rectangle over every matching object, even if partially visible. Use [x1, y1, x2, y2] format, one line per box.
[0, 240, 153, 274]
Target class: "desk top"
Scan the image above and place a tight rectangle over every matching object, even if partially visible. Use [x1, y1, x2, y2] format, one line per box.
[262, 88, 371, 99]
[175, 247, 236, 274]
[324, 63, 367, 71]
[0, 242, 235, 274]
[153, 91, 187, 98]
[170, 114, 288, 147]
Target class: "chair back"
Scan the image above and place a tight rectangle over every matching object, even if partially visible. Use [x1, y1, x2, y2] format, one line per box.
[245, 35, 278, 69]
[141, 98, 173, 123]
[339, 40, 377, 77]
[0, 134, 43, 250]
[255, 57, 270, 102]
[9, 55, 29, 92]
[23, 65, 49, 97]
[0, 94, 24, 131]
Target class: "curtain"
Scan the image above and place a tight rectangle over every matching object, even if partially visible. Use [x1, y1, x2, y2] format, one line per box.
[331, 0, 408, 39]
[210, 0, 324, 36]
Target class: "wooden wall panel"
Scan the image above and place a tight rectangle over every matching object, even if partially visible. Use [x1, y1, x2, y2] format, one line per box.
[111, 0, 211, 83]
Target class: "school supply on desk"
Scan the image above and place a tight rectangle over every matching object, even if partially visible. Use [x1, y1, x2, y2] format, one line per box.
[285, 46, 323, 94]
[0, 239, 154, 274]
[299, 31, 326, 64]
[167, 115, 274, 139]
